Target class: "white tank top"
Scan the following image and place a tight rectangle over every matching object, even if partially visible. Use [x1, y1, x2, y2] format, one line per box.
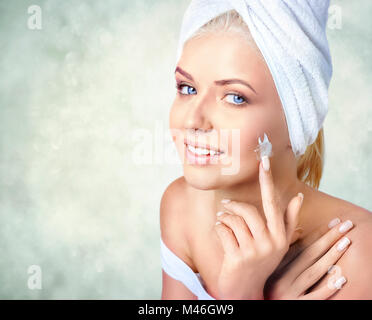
[160, 237, 216, 300]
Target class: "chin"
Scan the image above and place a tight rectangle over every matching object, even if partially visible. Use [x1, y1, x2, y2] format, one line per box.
[183, 167, 223, 190]
[183, 160, 258, 191]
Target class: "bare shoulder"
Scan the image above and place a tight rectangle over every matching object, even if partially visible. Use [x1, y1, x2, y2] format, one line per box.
[305, 185, 372, 225]
[160, 176, 195, 268]
[160, 176, 190, 222]
[313, 190, 372, 298]
[329, 215, 372, 299]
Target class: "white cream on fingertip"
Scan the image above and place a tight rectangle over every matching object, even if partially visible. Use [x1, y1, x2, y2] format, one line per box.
[254, 132, 273, 162]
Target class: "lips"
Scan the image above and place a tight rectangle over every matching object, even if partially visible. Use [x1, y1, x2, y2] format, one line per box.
[184, 139, 224, 155]
[184, 139, 224, 165]
[185, 143, 223, 157]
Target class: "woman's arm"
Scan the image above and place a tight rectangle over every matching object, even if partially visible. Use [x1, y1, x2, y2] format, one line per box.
[160, 178, 198, 300]
[161, 271, 197, 300]
[313, 213, 372, 299]
[265, 218, 354, 299]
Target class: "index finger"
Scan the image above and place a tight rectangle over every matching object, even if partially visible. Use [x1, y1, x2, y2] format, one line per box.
[259, 155, 283, 234]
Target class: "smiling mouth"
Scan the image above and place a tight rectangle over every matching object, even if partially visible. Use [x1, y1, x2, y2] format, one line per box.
[184, 143, 224, 157]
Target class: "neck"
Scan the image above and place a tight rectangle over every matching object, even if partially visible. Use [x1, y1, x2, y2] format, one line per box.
[213, 156, 306, 226]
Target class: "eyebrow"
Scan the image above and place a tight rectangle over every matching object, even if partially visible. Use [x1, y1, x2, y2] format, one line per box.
[175, 66, 257, 95]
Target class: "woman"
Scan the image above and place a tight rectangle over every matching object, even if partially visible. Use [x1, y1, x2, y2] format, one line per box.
[160, 1, 372, 300]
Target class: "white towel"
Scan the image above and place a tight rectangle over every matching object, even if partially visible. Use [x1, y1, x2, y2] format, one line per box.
[174, 0, 333, 158]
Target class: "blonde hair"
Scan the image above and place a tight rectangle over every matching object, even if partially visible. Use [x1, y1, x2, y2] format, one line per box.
[189, 9, 325, 189]
[297, 128, 324, 189]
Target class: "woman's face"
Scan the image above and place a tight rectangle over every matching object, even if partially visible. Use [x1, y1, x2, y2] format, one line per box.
[169, 32, 291, 190]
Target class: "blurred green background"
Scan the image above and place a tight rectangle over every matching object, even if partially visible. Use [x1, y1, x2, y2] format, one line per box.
[0, 0, 370, 299]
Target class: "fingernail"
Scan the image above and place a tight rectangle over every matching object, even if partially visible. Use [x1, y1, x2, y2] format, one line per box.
[262, 155, 270, 172]
[215, 221, 222, 225]
[297, 192, 304, 203]
[337, 237, 351, 251]
[334, 276, 347, 289]
[216, 211, 224, 217]
[328, 217, 341, 229]
[221, 199, 231, 204]
[338, 220, 353, 233]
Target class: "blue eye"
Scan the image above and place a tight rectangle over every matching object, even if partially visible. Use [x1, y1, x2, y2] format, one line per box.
[176, 83, 197, 95]
[225, 93, 247, 105]
[175, 83, 248, 106]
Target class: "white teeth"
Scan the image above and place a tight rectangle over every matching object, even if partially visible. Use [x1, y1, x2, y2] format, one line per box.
[188, 145, 209, 155]
[187, 144, 221, 156]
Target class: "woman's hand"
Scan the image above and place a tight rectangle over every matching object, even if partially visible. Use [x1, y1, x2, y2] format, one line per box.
[214, 155, 303, 300]
[264, 218, 353, 299]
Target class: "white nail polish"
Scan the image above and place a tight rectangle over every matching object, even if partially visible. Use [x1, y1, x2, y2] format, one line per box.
[297, 192, 304, 203]
[221, 199, 231, 204]
[216, 211, 224, 217]
[262, 155, 270, 171]
[339, 220, 353, 233]
[215, 221, 222, 225]
[337, 237, 351, 251]
[334, 276, 347, 289]
[328, 217, 341, 229]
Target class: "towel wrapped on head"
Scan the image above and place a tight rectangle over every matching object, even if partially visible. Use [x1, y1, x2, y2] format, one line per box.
[174, 0, 333, 158]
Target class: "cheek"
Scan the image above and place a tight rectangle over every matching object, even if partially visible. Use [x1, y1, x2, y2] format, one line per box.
[169, 102, 187, 157]
[236, 108, 286, 161]
[169, 101, 184, 139]
[262, 106, 290, 154]
[169, 101, 180, 129]
[239, 121, 264, 159]
[236, 96, 290, 160]
[237, 116, 289, 164]
[273, 109, 290, 147]
[259, 80, 291, 150]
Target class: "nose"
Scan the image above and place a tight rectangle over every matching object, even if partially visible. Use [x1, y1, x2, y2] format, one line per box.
[183, 93, 213, 133]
